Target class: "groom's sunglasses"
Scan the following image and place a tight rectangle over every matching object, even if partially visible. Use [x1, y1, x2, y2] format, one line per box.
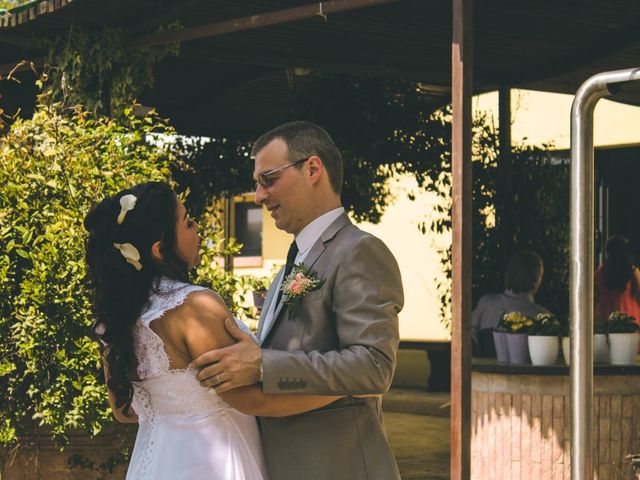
[255, 157, 309, 188]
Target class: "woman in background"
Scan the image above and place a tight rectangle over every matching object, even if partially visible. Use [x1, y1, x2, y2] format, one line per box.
[595, 235, 640, 326]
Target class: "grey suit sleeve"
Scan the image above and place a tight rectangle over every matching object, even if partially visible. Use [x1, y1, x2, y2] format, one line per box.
[261, 235, 403, 395]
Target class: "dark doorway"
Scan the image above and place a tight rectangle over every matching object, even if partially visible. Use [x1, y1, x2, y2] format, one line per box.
[597, 145, 640, 262]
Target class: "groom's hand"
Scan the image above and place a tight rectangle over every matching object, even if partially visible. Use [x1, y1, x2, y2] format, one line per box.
[193, 317, 263, 393]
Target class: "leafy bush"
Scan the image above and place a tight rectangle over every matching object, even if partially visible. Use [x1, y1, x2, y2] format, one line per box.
[607, 311, 640, 334]
[0, 96, 176, 445]
[528, 313, 561, 336]
[498, 312, 534, 333]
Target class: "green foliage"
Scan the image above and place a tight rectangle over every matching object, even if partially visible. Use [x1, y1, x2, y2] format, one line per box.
[42, 25, 179, 117]
[607, 311, 640, 333]
[293, 75, 451, 224]
[427, 112, 570, 330]
[528, 313, 561, 336]
[170, 75, 451, 225]
[187, 204, 276, 333]
[171, 137, 253, 218]
[244, 274, 273, 293]
[498, 311, 535, 333]
[0, 95, 175, 446]
[0, 0, 29, 10]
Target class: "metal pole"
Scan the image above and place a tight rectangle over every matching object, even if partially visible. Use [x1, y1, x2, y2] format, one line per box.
[570, 67, 640, 480]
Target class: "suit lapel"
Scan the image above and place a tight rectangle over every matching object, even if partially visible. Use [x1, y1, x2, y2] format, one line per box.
[260, 213, 353, 345]
[256, 268, 284, 343]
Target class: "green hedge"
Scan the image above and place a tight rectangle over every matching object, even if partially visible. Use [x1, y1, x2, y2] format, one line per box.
[0, 98, 175, 444]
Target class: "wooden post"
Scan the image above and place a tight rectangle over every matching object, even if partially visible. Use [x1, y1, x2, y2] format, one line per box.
[451, 0, 473, 478]
[498, 86, 513, 245]
[498, 86, 511, 164]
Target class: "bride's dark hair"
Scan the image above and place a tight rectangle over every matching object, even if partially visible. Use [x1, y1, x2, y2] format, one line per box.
[84, 182, 189, 413]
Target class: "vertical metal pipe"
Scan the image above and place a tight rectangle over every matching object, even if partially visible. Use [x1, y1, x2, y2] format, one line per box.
[597, 181, 606, 265]
[570, 68, 640, 480]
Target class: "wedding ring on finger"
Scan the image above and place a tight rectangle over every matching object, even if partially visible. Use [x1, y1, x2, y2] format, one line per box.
[216, 373, 223, 384]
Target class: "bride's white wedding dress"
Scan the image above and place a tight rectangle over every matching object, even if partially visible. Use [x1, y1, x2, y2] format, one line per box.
[125, 278, 268, 479]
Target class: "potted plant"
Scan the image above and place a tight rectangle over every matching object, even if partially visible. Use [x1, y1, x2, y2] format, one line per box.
[607, 311, 640, 365]
[502, 312, 534, 364]
[562, 319, 609, 365]
[527, 313, 561, 366]
[593, 319, 610, 363]
[493, 315, 512, 362]
[246, 275, 272, 309]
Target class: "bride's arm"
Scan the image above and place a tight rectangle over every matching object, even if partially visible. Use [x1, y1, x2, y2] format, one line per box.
[102, 351, 138, 423]
[180, 291, 342, 417]
[218, 385, 342, 417]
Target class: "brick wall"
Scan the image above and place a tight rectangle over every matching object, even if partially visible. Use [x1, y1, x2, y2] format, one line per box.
[472, 372, 640, 479]
[1, 427, 132, 479]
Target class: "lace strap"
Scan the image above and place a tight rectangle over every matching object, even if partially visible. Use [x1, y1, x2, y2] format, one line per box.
[139, 279, 207, 327]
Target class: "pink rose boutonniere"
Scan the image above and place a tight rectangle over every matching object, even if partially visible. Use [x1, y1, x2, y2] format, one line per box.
[281, 263, 324, 308]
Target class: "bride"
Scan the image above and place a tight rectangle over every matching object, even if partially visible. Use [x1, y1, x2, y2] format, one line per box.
[84, 182, 341, 479]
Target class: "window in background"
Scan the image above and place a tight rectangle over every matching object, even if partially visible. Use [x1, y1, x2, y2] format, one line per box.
[234, 202, 262, 257]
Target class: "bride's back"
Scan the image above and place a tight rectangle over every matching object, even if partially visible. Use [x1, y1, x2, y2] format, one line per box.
[131, 279, 228, 418]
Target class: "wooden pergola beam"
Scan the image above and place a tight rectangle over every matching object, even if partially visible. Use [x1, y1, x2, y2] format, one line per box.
[450, 0, 473, 478]
[129, 0, 402, 49]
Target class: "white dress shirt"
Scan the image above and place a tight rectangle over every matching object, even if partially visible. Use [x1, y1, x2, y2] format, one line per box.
[258, 207, 345, 342]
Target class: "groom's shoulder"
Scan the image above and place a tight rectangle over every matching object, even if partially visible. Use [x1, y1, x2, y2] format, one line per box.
[333, 223, 394, 255]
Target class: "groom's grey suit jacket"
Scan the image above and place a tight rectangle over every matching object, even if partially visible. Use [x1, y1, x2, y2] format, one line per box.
[256, 213, 403, 480]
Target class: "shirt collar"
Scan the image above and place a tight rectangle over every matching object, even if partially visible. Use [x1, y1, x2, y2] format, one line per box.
[295, 207, 345, 255]
[505, 289, 535, 303]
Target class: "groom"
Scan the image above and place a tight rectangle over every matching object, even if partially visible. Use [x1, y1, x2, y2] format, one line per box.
[194, 121, 403, 479]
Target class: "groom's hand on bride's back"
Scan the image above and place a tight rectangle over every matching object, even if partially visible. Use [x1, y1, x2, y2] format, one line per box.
[193, 317, 263, 393]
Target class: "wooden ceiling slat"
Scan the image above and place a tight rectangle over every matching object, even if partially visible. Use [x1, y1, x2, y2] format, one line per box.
[2, 0, 640, 136]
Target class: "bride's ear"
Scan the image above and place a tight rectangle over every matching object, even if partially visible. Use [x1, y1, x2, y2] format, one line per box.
[151, 240, 163, 262]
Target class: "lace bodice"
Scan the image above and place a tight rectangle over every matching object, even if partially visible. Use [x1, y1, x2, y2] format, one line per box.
[131, 278, 229, 419]
[126, 278, 267, 480]
[133, 278, 204, 379]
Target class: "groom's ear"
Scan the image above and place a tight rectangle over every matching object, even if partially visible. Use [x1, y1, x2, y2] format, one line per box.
[307, 156, 323, 184]
[151, 240, 163, 262]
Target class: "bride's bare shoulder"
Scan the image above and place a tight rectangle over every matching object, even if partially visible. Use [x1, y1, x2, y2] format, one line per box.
[173, 289, 235, 351]
[177, 289, 230, 328]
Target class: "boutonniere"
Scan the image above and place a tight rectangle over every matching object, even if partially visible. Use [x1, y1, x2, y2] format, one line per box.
[281, 263, 324, 308]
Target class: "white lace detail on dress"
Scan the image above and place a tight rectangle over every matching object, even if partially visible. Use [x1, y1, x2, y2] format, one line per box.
[134, 278, 206, 379]
[130, 384, 157, 479]
[130, 278, 213, 480]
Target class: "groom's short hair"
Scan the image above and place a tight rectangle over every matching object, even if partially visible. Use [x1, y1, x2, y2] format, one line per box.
[252, 121, 343, 195]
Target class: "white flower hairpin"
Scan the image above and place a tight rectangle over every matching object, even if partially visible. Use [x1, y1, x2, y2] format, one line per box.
[117, 194, 137, 224]
[113, 242, 142, 271]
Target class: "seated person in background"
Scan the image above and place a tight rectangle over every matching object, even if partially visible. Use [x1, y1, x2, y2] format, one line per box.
[595, 235, 640, 326]
[472, 250, 549, 356]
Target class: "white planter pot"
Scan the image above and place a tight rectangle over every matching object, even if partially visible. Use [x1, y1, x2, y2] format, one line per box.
[562, 337, 570, 365]
[609, 332, 640, 365]
[562, 334, 610, 365]
[594, 333, 609, 364]
[528, 335, 559, 366]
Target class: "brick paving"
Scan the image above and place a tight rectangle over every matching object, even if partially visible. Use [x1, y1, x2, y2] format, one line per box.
[384, 388, 451, 479]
